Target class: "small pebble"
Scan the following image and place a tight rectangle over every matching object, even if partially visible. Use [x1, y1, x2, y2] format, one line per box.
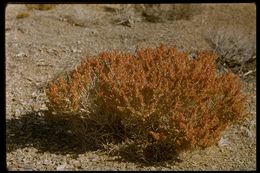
[73, 160, 82, 168]
[150, 167, 156, 171]
[56, 164, 66, 171]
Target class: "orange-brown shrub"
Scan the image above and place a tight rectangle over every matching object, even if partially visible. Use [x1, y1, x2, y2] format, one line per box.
[45, 44, 247, 158]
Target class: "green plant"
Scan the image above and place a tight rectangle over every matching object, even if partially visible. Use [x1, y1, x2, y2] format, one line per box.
[45, 44, 247, 161]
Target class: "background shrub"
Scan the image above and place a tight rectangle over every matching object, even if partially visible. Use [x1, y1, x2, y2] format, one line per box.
[45, 44, 247, 161]
[204, 27, 256, 77]
[104, 4, 202, 26]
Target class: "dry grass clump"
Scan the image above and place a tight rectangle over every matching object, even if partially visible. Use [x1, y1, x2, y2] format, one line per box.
[113, 4, 137, 27]
[204, 27, 256, 76]
[25, 4, 57, 11]
[140, 4, 202, 22]
[16, 11, 29, 19]
[45, 44, 247, 162]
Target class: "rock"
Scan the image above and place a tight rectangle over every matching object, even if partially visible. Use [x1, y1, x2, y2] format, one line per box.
[73, 160, 82, 168]
[89, 156, 98, 162]
[31, 91, 37, 98]
[218, 136, 230, 147]
[56, 164, 66, 171]
[150, 167, 156, 171]
[43, 159, 49, 165]
[15, 53, 26, 58]
[21, 166, 33, 171]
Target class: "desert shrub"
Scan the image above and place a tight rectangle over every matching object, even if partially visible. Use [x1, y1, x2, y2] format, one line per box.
[45, 44, 247, 161]
[204, 27, 256, 76]
[140, 4, 202, 22]
[113, 4, 137, 27]
[168, 4, 201, 21]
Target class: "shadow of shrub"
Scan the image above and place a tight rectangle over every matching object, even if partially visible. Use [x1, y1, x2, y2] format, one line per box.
[7, 110, 181, 165]
[6, 111, 98, 155]
[106, 140, 182, 166]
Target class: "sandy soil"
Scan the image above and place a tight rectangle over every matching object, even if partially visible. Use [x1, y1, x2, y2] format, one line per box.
[6, 4, 256, 171]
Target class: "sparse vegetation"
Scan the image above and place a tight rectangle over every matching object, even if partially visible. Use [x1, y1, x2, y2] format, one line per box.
[25, 4, 56, 11]
[104, 4, 202, 25]
[140, 4, 202, 22]
[16, 11, 29, 19]
[204, 27, 256, 76]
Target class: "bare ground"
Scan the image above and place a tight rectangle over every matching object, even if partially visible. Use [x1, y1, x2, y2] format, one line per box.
[6, 4, 256, 170]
